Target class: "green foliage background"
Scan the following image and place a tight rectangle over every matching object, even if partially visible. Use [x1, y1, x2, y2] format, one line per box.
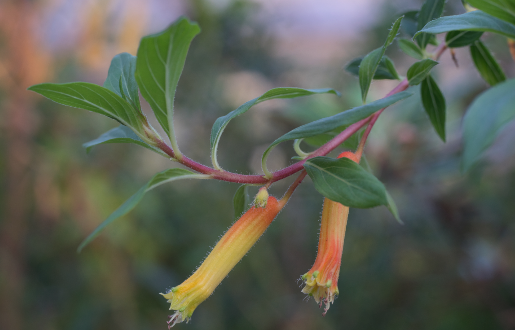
[1, 0, 515, 329]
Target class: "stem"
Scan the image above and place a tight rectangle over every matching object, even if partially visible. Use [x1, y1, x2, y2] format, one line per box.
[155, 44, 448, 185]
[279, 170, 307, 207]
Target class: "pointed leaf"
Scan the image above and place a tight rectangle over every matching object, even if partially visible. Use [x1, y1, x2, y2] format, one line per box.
[398, 39, 425, 59]
[103, 53, 141, 111]
[77, 168, 210, 252]
[83, 126, 166, 155]
[445, 31, 483, 48]
[233, 185, 249, 220]
[135, 17, 200, 139]
[345, 56, 400, 80]
[407, 59, 439, 86]
[28, 82, 147, 138]
[416, 0, 446, 48]
[415, 11, 515, 39]
[462, 78, 515, 172]
[470, 40, 506, 86]
[210, 87, 339, 169]
[304, 157, 388, 208]
[262, 91, 413, 173]
[359, 16, 403, 103]
[466, 0, 515, 25]
[421, 75, 446, 141]
[386, 191, 403, 224]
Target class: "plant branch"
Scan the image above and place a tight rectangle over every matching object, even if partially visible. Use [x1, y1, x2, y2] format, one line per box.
[155, 44, 448, 185]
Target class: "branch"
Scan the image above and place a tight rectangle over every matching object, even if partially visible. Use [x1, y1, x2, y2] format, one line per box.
[156, 44, 447, 185]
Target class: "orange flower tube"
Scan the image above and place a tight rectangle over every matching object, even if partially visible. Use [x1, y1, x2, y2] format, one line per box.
[301, 151, 358, 314]
[162, 189, 283, 327]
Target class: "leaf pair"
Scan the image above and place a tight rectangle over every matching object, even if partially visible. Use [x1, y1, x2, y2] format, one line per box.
[358, 16, 403, 103]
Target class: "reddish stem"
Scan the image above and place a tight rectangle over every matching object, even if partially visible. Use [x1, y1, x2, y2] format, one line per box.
[155, 42, 448, 185]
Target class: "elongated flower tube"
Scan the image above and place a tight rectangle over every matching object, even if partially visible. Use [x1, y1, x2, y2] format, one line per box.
[162, 189, 283, 327]
[301, 151, 358, 314]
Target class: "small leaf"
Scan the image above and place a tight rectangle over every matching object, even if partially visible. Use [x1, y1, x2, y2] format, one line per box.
[345, 56, 400, 80]
[261, 91, 413, 172]
[135, 17, 200, 140]
[470, 40, 506, 86]
[103, 53, 141, 111]
[462, 78, 515, 172]
[398, 39, 425, 59]
[210, 87, 339, 170]
[386, 191, 403, 224]
[83, 126, 166, 156]
[466, 0, 515, 25]
[421, 75, 446, 141]
[407, 59, 439, 86]
[416, 0, 446, 49]
[77, 168, 210, 252]
[304, 157, 388, 208]
[233, 185, 249, 220]
[415, 11, 515, 40]
[445, 30, 483, 48]
[359, 16, 403, 103]
[28, 82, 148, 140]
[382, 56, 401, 80]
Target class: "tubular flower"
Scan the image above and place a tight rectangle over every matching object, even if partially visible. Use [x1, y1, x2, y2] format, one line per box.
[301, 151, 357, 314]
[162, 189, 283, 328]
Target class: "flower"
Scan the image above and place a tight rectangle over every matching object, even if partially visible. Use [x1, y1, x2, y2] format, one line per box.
[162, 189, 283, 327]
[300, 151, 357, 314]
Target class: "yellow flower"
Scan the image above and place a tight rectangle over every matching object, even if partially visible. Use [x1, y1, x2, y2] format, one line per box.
[301, 151, 357, 314]
[162, 189, 283, 327]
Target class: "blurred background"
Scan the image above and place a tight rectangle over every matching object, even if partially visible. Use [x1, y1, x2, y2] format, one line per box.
[1, 0, 515, 329]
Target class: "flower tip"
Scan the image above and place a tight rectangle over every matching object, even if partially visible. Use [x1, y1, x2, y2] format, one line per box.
[254, 187, 269, 208]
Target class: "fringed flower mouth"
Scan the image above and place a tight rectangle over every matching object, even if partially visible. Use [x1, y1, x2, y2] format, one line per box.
[300, 151, 356, 314]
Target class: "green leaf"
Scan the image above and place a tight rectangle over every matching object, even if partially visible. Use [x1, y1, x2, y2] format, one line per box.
[103, 53, 141, 111]
[304, 157, 388, 208]
[386, 191, 403, 224]
[398, 39, 425, 59]
[462, 78, 515, 172]
[261, 91, 413, 174]
[210, 87, 339, 170]
[135, 17, 200, 141]
[233, 185, 249, 220]
[416, 0, 446, 49]
[359, 16, 403, 103]
[345, 56, 400, 80]
[407, 59, 439, 86]
[28, 82, 148, 140]
[415, 11, 515, 39]
[77, 168, 210, 252]
[470, 40, 506, 86]
[420, 75, 446, 141]
[445, 30, 483, 48]
[83, 126, 166, 156]
[466, 0, 515, 25]
[401, 11, 419, 37]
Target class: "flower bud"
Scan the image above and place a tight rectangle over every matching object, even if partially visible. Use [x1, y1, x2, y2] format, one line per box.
[162, 192, 282, 327]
